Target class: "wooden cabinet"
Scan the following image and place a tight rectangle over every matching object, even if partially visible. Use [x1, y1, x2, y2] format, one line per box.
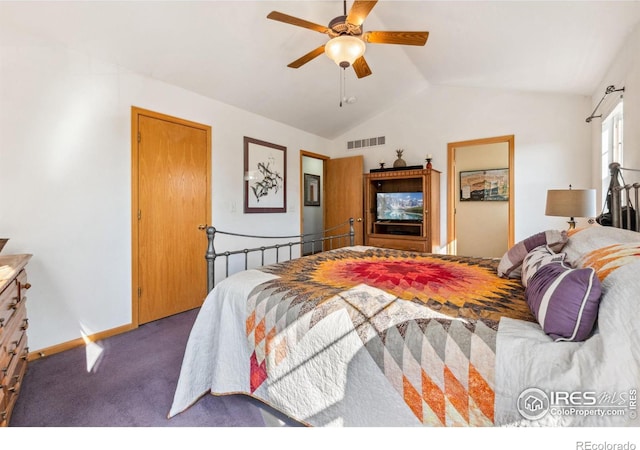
[364, 168, 440, 252]
[0, 254, 31, 427]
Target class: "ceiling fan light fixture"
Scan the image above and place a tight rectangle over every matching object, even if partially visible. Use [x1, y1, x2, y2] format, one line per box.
[325, 35, 366, 68]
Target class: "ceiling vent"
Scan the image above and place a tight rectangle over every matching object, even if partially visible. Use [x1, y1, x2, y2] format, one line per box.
[347, 136, 385, 150]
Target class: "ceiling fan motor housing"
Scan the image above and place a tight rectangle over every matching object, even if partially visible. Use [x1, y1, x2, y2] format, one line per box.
[328, 15, 363, 37]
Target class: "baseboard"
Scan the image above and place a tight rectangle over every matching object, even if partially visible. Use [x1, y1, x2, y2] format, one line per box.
[27, 322, 138, 361]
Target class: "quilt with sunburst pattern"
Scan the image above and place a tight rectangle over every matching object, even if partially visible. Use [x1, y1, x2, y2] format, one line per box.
[242, 247, 534, 426]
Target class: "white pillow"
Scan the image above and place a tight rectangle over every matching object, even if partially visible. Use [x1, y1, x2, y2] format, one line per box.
[563, 225, 640, 266]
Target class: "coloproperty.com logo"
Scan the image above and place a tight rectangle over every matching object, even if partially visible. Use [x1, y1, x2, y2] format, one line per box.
[517, 387, 637, 421]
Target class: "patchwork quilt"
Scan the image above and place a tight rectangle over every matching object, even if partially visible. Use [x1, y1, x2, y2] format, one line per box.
[246, 248, 532, 426]
[169, 245, 639, 427]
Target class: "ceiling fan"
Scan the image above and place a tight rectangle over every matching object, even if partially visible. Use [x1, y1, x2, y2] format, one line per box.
[267, 0, 429, 79]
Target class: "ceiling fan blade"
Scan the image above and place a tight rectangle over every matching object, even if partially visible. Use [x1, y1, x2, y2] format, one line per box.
[267, 11, 330, 34]
[352, 56, 372, 79]
[287, 45, 326, 69]
[346, 0, 378, 26]
[364, 31, 429, 46]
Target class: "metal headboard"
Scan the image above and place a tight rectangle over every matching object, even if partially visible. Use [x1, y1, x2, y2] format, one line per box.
[607, 162, 640, 231]
[205, 218, 355, 292]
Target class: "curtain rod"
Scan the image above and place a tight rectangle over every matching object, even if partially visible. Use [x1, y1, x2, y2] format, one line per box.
[586, 85, 625, 123]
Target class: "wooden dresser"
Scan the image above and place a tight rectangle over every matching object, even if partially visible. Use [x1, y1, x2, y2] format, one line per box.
[0, 254, 31, 427]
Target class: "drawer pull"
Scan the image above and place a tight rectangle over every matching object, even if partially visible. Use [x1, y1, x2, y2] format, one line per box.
[0, 318, 4, 328]
[21, 318, 29, 330]
[20, 282, 31, 290]
[8, 375, 20, 392]
[8, 340, 19, 355]
[9, 298, 19, 310]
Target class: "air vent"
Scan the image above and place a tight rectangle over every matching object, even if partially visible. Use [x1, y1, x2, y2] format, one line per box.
[347, 136, 385, 150]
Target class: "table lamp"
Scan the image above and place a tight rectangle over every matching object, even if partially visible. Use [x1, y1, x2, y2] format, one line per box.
[545, 186, 596, 229]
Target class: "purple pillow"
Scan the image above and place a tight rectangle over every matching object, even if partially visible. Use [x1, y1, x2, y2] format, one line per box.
[498, 230, 568, 278]
[525, 262, 601, 342]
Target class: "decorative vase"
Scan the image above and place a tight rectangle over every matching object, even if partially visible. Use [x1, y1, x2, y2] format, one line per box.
[393, 149, 407, 168]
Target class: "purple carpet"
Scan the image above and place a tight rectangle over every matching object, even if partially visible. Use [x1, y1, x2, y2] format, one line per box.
[10, 308, 298, 427]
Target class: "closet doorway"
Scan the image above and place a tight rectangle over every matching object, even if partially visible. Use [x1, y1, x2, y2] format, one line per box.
[301, 151, 327, 255]
[300, 152, 364, 251]
[447, 135, 514, 258]
[131, 107, 211, 325]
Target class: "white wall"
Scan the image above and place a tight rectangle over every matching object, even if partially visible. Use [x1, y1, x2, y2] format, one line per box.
[330, 84, 592, 246]
[0, 24, 330, 351]
[590, 22, 640, 194]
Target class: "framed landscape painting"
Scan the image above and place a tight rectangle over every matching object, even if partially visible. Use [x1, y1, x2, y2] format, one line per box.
[460, 168, 509, 201]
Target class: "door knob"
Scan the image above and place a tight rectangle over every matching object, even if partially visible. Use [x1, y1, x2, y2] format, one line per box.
[198, 224, 207, 230]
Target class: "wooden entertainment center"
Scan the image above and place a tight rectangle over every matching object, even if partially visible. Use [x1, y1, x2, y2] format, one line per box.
[364, 167, 440, 252]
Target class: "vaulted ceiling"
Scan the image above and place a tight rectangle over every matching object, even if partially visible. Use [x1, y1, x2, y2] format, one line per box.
[2, 1, 639, 139]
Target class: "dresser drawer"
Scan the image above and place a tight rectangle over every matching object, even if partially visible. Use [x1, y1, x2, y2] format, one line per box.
[0, 335, 27, 426]
[0, 279, 20, 334]
[0, 254, 31, 427]
[366, 235, 429, 253]
[1, 300, 27, 375]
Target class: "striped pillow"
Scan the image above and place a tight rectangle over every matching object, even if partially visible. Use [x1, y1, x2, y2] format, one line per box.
[520, 245, 566, 288]
[525, 262, 601, 342]
[497, 230, 568, 278]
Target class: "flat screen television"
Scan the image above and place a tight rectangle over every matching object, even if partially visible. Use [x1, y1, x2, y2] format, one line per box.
[376, 192, 423, 221]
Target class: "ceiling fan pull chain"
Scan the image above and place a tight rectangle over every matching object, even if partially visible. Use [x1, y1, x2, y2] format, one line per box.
[339, 67, 343, 107]
[339, 67, 347, 107]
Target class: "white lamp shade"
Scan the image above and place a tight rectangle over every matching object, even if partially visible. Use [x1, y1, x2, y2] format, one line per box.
[545, 189, 596, 218]
[325, 35, 366, 67]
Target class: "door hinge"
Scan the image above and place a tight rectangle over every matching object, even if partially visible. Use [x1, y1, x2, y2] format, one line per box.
[138, 210, 142, 220]
[138, 287, 142, 297]
[137, 132, 141, 143]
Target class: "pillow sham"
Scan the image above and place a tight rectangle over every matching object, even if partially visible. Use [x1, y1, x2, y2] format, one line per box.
[525, 261, 601, 342]
[574, 242, 640, 282]
[497, 229, 568, 278]
[563, 225, 640, 266]
[520, 245, 566, 288]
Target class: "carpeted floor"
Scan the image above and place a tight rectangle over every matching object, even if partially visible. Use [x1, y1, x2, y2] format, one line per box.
[10, 308, 297, 427]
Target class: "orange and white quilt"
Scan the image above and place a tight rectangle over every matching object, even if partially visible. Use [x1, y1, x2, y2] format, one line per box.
[245, 247, 533, 426]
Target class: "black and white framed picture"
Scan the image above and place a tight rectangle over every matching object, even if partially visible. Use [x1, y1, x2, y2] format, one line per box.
[244, 137, 287, 213]
[304, 173, 321, 207]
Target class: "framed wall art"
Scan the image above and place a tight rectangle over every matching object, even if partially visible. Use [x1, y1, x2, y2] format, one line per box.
[303, 173, 321, 207]
[244, 137, 287, 213]
[460, 168, 509, 201]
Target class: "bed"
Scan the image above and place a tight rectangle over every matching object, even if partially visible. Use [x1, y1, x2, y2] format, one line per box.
[168, 169, 640, 427]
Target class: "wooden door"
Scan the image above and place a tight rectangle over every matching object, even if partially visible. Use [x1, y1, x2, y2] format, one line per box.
[132, 107, 211, 324]
[325, 155, 364, 246]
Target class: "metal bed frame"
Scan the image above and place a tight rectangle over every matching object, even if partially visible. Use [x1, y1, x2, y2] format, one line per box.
[606, 162, 639, 231]
[205, 218, 356, 292]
